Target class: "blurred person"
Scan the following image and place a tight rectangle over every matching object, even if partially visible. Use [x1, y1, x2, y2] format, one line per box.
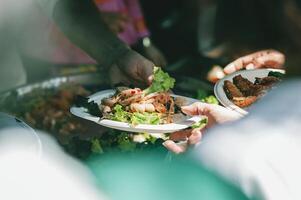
[0, 112, 249, 200]
[0, 113, 104, 200]
[197, 0, 301, 71]
[49, 0, 167, 67]
[165, 50, 301, 199]
[48, 0, 156, 87]
[165, 49, 286, 153]
[0, 0, 157, 92]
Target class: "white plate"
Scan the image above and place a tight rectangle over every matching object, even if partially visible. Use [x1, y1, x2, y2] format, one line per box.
[214, 69, 285, 116]
[70, 90, 202, 134]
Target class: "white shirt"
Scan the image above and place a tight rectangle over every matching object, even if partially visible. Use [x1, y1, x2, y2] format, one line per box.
[193, 80, 301, 200]
[0, 128, 105, 200]
[35, 0, 59, 18]
[0, 0, 59, 92]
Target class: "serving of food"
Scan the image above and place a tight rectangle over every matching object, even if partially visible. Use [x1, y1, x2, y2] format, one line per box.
[214, 69, 284, 115]
[0, 74, 173, 158]
[71, 67, 203, 133]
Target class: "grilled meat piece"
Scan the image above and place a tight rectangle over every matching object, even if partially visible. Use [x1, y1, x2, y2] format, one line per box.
[233, 96, 258, 108]
[249, 84, 266, 96]
[224, 74, 282, 109]
[255, 76, 281, 88]
[233, 75, 255, 96]
[223, 80, 244, 100]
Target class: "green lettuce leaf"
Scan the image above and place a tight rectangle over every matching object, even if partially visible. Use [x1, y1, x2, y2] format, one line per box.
[110, 105, 160, 125]
[201, 95, 219, 105]
[110, 104, 131, 122]
[191, 117, 208, 129]
[130, 112, 160, 125]
[144, 67, 175, 95]
[91, 138, 104, 154]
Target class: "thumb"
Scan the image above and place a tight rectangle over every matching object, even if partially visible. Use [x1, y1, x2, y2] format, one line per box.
[181, 102, 211, 116]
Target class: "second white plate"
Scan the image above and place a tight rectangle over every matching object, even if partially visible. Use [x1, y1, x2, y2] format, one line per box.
[214, 68, 285, 115]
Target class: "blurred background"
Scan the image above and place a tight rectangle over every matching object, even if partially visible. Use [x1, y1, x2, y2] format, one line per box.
[0, 0, 301, 160]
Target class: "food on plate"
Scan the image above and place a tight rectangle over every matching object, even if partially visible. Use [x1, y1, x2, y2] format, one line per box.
[0, 83, 166, 158]
[223, 72, 282, 108]
[97, 67, 184, 125]
[223, 80, 244, 99]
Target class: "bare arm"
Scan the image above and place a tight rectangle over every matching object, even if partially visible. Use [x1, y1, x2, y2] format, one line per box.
[52, 0, 129, 68]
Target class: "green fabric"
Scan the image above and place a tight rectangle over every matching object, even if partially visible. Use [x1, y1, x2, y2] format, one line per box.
[87, 153, 249, 200]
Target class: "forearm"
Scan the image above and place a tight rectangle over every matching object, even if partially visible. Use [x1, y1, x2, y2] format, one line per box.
[52, 0, 129, 67]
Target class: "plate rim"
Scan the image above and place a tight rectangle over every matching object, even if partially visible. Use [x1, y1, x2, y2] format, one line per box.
[70, 90, 202, 133]
[214, 68, 285, 115]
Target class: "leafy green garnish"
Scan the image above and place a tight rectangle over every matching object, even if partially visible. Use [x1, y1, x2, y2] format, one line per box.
[91, 138, 104, 154]
[74, 95, 102, 117]
[201, 95, 219, 105]
[117, 133, 136, 152]
[144, 67, 175, 95]
[110, 104, 131, 122]
[131, 112, 160, 125]
[110, 104, 161, 125]
[191, 117, 208, 129]
[268, 71, 284, 79]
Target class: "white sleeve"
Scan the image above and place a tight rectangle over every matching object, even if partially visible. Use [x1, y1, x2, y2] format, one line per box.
[192, 80, 301, 200]
[35, 0, 60, 18]
[0, 128, 104, 200]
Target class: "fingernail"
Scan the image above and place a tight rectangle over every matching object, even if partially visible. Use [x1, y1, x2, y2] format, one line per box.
[224, 63, 235, 74]
[181, 106, 190, 114]
[148, 75, 153, 85]
[246, 63, 255, 70]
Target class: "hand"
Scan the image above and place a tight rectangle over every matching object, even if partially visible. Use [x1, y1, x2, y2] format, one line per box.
[142, 44, 167, 67]
[100, 12, 129, 34]
[224, 50, 285, 74]
[109, 50, 155, 87]
[163, 102, 242, 154]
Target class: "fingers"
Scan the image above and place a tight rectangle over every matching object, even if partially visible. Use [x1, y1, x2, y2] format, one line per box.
[163, 128, 203, 154]
[253, 50, 285, 69]
[188, 128, 202, 145]
[163, 140, 187, 154]
[109, 64, 143, 87]
[224, 50, 285, 74]
[139, 61, 154, 86]
[181, 102, 212, 116]
[169, 129, 192, 141]
[109, 65, 131, 86]
[147, 75, 154, 85]
[224, 54, 255, 74]
[115, 50, 154, 87]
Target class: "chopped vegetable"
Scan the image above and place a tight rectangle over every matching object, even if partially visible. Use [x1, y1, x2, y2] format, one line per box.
[101, 68, 178, 125]
[75, 95, 102, 117]
[91, 138, 104, 154]
[191, 117, 208, 129]
[268, 71, 284, 79]
[110, 104, 130, 122]
[143, 67, 175, 95]
[109, 105, 161, 125]
[117, 133, 136, 152]
[131, 112, 160, 125]
[202, 95, 219, 105]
